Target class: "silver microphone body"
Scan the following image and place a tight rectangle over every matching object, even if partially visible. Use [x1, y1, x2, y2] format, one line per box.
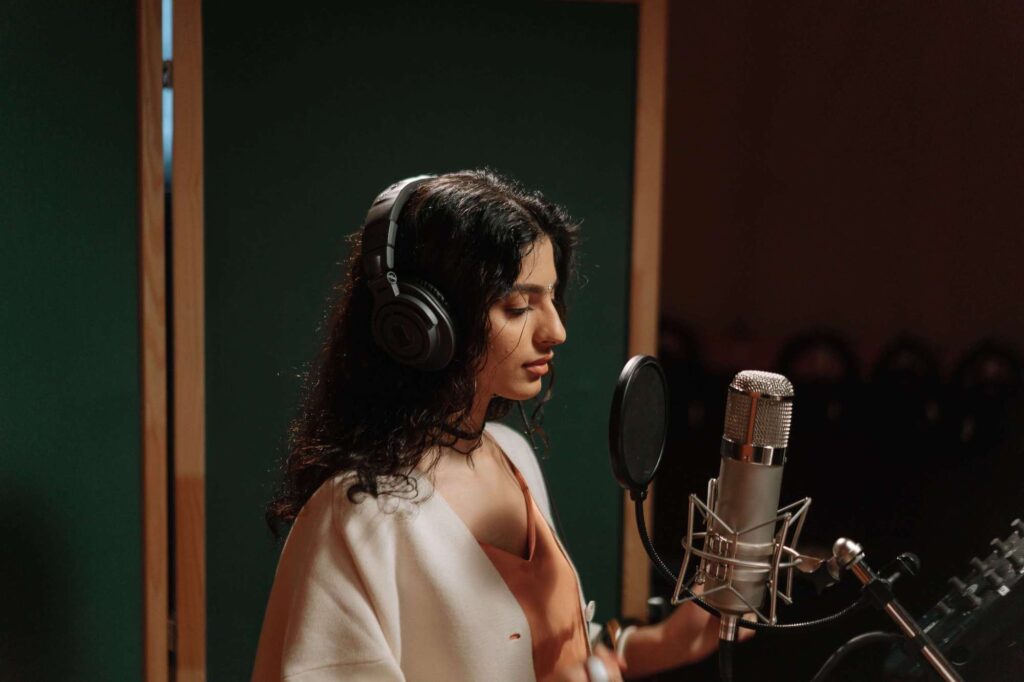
[702, 371, 794, 636]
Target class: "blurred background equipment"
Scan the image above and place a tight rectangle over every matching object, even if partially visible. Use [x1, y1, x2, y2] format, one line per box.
[884, 518, 1024, 681]
[946, 341, 1024, 457]
[870, 337, 943, 451]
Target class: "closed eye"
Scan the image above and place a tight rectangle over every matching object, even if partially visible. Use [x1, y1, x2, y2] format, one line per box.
[506, 307, 532, 317]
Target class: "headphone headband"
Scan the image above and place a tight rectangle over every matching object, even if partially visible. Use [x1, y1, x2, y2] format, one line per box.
[361, 175, 435, 301]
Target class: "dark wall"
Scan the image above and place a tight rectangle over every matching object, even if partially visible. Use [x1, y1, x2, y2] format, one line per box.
[203, 2, 636, 678]
[0, 2, 142, 680]
[661, 1, 1024, 362]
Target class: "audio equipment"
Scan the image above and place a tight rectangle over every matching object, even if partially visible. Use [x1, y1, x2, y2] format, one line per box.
[828, 539, 962, 682]
[884, 518, 1024, 680]
[671, 370, 812, 641]
[361, 175, 457, 371]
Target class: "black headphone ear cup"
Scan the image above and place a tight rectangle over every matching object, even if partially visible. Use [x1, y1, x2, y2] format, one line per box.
[371, 277, 456, 371]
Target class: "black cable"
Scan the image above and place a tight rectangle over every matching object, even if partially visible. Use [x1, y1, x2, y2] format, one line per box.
[718, 639, 736, 682]
[634, 497, 866, 632]
[516, 400, 541, 453]
[808, 631, 902, 682]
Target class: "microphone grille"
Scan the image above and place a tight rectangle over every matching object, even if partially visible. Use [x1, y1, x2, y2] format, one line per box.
[730, 370, 795, 397]
[723, 371, 794, 449]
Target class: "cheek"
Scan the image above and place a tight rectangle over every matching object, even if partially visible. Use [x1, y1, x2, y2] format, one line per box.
[485, 314, 526, 366]
[489, 328, 516, 362]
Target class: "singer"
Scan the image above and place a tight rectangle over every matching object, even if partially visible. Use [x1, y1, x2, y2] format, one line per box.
[251, 171, 732, 681]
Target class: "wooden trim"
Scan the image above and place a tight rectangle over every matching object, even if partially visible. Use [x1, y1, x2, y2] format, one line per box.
[621, 0, 668, 621]
[173, 0, 206, 679]
[138, 1, 169, 680]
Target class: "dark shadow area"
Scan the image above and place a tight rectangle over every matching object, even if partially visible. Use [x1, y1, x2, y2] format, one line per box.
[0, 491, 74, 682]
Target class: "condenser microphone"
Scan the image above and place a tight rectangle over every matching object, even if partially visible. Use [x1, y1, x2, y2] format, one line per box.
[701, 370, 794, 641]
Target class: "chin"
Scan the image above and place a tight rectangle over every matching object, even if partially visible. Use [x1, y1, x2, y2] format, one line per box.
[496, 382, 544, 402]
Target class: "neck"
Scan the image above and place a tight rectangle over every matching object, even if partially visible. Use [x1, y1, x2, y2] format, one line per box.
[449, 392, 493, 453]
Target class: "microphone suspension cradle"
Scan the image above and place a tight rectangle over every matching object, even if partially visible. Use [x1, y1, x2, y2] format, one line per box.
[670, 477, 813, 629]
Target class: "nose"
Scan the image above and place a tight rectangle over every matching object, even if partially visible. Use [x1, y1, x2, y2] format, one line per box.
[537, 302, 567, 348]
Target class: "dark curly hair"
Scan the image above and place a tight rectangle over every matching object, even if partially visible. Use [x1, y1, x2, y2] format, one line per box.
[265, 170, 580, 535]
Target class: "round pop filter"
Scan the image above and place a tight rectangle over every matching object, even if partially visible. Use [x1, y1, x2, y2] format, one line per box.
[608, 355, 669, 497]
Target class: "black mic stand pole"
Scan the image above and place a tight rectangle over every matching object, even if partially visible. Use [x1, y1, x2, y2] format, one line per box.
[832, 538, 964, 682]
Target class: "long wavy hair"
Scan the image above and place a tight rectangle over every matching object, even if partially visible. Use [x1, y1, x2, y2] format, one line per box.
[266, 170, 580, 535]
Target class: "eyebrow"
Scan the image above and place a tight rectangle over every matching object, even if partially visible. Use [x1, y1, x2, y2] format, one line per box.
[510, 282, 558, 296]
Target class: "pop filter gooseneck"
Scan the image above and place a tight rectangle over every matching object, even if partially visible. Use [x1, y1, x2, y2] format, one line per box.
[608, 355, 669, 500]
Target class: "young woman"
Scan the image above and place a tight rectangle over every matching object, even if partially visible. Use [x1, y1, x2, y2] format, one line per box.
[251, 170, 728, 681]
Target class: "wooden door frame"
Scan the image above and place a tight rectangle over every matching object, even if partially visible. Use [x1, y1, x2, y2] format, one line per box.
[138, 0, 169, 680]
[171, 0, 207, 679]
[139, 0, 206, 679]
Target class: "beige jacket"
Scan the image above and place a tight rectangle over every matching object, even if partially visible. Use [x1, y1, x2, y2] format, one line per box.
[251, 422, 595, 681]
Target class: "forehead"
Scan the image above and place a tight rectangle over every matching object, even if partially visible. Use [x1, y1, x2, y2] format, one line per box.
[515, 237, 557, 286]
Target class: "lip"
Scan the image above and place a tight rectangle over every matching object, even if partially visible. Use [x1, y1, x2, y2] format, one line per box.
[523, 355, 553, 378]
[524, 363, 549, 377]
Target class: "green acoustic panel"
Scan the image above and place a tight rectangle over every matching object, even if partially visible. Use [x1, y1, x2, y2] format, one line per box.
[204, 2, 635, 678]
[0, 1, 142, 680]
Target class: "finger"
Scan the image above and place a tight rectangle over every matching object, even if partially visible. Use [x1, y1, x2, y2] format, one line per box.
[593, 644, 619, 662]
[591, 645, 624, 682]
[738, 612, 757, 641]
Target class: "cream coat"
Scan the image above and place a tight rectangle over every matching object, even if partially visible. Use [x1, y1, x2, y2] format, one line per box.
[251, 422, 595, 681]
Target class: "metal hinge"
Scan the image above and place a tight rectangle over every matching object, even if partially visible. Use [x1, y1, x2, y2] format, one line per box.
[162, 60, 173, 88]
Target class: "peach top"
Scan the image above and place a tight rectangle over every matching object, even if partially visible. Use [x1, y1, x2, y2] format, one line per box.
[479, 463, 590, 682]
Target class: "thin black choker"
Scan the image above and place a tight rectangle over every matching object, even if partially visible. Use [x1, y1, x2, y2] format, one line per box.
[448, 441, 482, 456]
[440, 421, 484, 441]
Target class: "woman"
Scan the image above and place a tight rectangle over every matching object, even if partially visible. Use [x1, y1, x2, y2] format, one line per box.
[252, 170, 727, 681]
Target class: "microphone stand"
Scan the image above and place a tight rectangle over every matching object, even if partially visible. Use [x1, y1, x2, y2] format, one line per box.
[832, 538, 964, 682]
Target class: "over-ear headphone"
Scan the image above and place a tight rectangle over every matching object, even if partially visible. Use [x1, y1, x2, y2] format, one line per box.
[361, 175, 457, 371]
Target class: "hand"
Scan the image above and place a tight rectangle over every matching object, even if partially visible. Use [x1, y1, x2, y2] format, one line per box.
[552, 645, 626, 682]
[617, 586, 758, 678]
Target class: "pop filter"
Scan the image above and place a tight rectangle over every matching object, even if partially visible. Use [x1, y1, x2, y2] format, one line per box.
[609, 354, 669, 498]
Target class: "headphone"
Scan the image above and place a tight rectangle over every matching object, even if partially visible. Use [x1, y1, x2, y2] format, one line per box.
[361, 175, 457, 371]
